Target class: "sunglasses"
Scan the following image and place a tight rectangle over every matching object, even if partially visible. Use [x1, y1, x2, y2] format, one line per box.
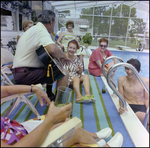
[100, 44, 107, 48]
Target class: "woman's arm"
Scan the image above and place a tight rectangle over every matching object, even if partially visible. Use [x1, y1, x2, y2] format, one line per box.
[75, 35, 80, 48]
[1, 85, 50, 106]
[56, 31, 65, 49]
[95, 60, 108, 73]
[112, 55, 118, 65]
[17, 35, 21, 43]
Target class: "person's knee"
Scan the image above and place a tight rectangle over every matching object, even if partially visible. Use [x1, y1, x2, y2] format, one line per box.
[73, 77, 80, 82]
[74, 127, 83, 140]
[85, 75, 89, 79]
[82, 75, 89, 81]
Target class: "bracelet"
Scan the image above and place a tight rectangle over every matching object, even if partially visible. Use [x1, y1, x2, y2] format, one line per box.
[31, 84, 34, 92]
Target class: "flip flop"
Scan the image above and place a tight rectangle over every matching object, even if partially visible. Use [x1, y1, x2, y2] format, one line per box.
[86, 95, 96, 103]
[75, 96, 93, 103]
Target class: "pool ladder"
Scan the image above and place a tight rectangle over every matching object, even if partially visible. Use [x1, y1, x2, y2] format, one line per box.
[102, 56, 149, 129]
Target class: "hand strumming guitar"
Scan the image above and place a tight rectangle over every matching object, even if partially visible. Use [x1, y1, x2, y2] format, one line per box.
[60, 56, 72, 66]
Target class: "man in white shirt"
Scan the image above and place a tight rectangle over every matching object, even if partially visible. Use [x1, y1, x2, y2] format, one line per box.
[12, 10, 71, 101]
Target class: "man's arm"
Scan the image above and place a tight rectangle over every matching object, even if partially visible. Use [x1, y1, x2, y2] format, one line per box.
[144, 78, 149, 109]
[117, 77, 126, 114]
[45, 43, 71, 64]
[45, 43, 66, 59]
[56, 31, 65, 49]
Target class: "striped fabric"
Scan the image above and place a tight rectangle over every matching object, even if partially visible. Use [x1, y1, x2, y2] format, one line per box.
[1, 71, 134, 147]
[61, 31, 76, 52]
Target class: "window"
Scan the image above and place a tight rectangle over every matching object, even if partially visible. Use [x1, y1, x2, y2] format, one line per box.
[79, 28, 87, 32]
[31, 1, 43, 23]
[1, 8, 16, 31]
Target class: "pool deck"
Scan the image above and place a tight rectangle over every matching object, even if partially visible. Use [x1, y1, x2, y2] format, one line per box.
[82, 46, 149, 147]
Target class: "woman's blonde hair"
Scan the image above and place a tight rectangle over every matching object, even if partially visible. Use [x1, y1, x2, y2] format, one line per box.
[22, 20, 33, 31]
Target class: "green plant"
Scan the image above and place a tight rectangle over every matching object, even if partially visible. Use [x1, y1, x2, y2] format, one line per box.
[82, 33, 92, 45]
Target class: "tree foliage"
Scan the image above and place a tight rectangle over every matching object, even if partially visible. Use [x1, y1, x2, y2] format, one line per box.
[58, 10, 71, 18]
[58, 10, 71, 29]
[79, 4, 146, 38]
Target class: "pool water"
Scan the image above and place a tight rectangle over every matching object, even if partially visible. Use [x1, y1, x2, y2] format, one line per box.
[110, 50, 149, 87]
[90, 49, 149, 87]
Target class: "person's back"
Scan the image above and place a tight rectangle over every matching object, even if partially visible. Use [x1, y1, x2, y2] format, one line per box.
[13, 22, 52, 68]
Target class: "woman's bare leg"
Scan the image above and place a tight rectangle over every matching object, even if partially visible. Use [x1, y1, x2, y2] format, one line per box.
[72, 77, 83, 101]
[80, 75, 91, 96]
[56, 70, 69, 89]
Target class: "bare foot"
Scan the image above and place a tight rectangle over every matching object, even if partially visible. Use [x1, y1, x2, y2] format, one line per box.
[85, 93, 91, 96]
[76, 95, 84, 102]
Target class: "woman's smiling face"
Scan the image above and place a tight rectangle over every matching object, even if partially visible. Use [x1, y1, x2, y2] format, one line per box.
[99, 41, 108, 51]
[67, 43, 77, 56]
[67, 24, 73, 32]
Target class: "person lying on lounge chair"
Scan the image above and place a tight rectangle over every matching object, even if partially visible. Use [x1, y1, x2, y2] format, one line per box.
[1, 85, 123, 147]
[62, 40, 96, 103]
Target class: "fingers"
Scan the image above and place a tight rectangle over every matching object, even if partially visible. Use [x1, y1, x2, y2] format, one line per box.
[44, 97, 50, 106]
[63, 102, 72, 111]
[118, 107, 125, 114]
[38, 96, 43, 106]
[50, 101, 55, 107]
[60, 103, 72, 117]
[39, 94, 50, 106]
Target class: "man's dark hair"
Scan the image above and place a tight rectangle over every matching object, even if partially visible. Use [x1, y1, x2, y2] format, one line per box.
[38, 10, 55, 24]
[127, 58, 141, 72]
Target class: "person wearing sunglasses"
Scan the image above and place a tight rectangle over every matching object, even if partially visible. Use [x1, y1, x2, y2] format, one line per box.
[88, 38, 117, 78]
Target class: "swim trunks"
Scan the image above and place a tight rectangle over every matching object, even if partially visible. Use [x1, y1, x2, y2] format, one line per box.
[129, 104, 146, 113]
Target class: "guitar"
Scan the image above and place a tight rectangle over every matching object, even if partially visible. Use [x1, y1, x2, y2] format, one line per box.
[36, 45, 66, 82]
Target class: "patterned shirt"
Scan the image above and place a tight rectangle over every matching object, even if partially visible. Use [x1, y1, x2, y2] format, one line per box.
[63, 55, 83, 86]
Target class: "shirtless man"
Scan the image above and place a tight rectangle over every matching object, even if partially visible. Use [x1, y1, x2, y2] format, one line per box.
[118, 58, 149, 124]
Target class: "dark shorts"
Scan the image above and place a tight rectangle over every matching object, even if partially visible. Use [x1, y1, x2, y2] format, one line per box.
[129, 104, 146, 113]
[12, 67, 54, 85]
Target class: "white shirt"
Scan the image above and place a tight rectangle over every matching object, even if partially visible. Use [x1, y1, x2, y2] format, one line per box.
[13, 22, 55, 68]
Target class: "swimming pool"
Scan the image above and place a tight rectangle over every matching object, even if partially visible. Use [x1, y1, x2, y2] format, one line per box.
[109, 50, 149, 87]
